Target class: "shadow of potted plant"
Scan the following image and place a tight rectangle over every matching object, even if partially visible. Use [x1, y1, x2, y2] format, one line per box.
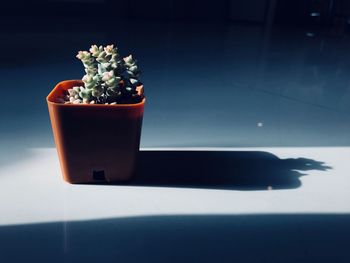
[47, 45, 145, 183]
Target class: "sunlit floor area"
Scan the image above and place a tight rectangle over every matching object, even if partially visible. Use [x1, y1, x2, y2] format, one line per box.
[0, 147, 349, 262]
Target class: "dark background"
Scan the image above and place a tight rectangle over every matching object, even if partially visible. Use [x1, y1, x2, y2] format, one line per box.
[1, 0, 350, 148]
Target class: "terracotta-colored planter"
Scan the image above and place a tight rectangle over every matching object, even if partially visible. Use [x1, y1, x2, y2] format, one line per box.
[47, 80, 145, 183]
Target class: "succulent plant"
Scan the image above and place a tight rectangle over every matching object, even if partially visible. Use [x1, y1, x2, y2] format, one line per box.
[64, 44, 144, 104]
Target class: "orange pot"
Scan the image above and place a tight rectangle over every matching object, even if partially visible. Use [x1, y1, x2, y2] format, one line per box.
[47, 80, 145, 183]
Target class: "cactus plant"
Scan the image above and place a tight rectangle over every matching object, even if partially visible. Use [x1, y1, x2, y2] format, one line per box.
[64, 44, 144, 104]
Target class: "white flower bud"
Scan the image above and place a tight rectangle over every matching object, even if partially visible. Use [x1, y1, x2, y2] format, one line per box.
[104, 45, 116, 55]
[123, 55, 133, 64]
[68, 89, 77, 96]
[102, 70, 114, 81]
[89, 45, 103, 57]
[82, 75, 93, 83]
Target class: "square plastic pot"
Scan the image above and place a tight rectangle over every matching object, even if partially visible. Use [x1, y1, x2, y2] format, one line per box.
[47, 80, 145, 183]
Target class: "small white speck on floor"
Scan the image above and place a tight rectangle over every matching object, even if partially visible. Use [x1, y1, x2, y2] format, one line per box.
[257, 122, 263, 127]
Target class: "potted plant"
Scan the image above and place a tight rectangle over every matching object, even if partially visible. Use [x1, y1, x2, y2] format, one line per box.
[47, 44, 145, 183]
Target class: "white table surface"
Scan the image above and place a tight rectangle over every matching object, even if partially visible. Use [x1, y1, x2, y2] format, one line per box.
[0, 147, 349, 262]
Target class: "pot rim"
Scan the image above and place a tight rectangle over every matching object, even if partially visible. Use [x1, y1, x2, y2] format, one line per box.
[47, 80, 145, 108]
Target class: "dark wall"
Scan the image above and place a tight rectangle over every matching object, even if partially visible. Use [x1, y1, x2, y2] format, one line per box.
[2, 0, 350, 27]
[1, 0, 231, 21]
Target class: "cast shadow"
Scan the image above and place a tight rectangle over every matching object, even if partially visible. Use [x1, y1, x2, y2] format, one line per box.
[128, 150, 331, 190]
[0, 214, 349, 263]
